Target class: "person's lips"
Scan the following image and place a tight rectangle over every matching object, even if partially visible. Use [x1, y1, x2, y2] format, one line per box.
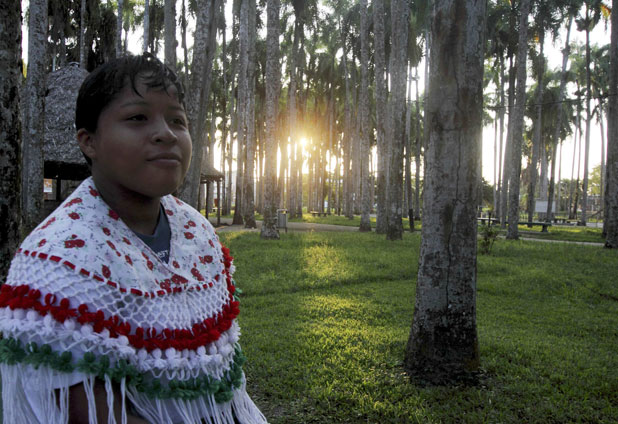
[148, 152, 182, 166]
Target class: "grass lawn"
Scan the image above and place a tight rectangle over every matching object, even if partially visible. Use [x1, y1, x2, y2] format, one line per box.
[220, 231, 618, 423]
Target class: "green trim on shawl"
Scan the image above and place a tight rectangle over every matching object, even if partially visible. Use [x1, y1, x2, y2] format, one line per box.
[0, 337, 246, 403]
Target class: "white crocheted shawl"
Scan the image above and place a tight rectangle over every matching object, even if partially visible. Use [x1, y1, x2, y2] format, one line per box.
[0, 177, 267, 424]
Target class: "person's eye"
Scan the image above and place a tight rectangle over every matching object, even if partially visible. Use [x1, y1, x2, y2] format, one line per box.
[127, 114, 147, 121]
[172, 117, 187, 127]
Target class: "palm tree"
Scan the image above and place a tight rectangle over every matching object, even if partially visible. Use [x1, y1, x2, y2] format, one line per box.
[0, 0, 22, 281]
[79, 0, 87, 67]
[143, 0, 150, 52]
[117, 0, 124, 57]
[577, 0, 604, 225]
[373, 0, 388, 233]
[605, 0, 618, 247]
[177, 0, 217, 208]
[506, 0, 531, 240]
[385, 0, 409, 241]
[405, 0, 486, 384]
[164, 0, 176, 67]
[546, 7, 576, 222]
[359, 0, 371, 232]
[242, 0, 258, 229]
[22, 0, 48, 234]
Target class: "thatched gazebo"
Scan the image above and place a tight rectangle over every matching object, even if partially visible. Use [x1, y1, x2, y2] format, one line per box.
[43, 64, 89, 209]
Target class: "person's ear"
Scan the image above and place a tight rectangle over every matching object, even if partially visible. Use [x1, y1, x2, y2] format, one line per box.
[77, 128, 97, 161]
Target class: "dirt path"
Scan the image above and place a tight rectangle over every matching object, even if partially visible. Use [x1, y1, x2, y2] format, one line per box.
[211, 217, 607, 247]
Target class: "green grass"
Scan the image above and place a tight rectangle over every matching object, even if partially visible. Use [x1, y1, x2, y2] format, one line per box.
[220, 232, 618, 423]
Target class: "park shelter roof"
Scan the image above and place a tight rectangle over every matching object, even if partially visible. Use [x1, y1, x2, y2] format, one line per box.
[43, 64, 90, 181]
[200, 163, 224, 183]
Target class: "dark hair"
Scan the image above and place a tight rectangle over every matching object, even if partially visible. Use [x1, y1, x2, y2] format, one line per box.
[75, 53, 185, 164]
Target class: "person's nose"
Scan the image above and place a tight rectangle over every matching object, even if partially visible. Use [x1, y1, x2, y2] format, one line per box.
[151, 116, 178, 144]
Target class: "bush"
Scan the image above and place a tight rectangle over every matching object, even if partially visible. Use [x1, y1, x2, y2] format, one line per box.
[478, 224, 499, 254]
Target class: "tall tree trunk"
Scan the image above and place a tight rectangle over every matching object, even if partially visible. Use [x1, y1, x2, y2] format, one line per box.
[181, 0, 189, 88]
[374, 0, 388, 233]
[0, 0, 22, 282]
[506, 0, 531, 240]
[500, 3, 517, 226]
[500, 55, 515, 227]
[242, 0, 257, 228]
[599, 107, 606, 217]
[143, 0, 150, 53]
[546, 16, 572, 222]
[569, 111, 580, 219]
[207, 103, 216, 214]
[164, 0, 176, 68]
[287, 15, 302, 218]
[80, 0, 87, 68]
[327, 91, 335, 214]
[385, 0, 409, 240]
[22, 0, 48, 234]
[178, 0, 216, 208]
[405, 0, 485, 383]
[495, 57, 506, 218]
[341, 22, 353, 220]
[410, 66, 424, 222]
[414, 67, 422, 222]
[116, 0, 124, 57]
[581, 5, 592, 226]
[404, 64, 413, 224]
[352, 64, 361, 215]
[605, 0, 618, 247]
[359, 0, 371, 231]
[527, 28, 544, 224]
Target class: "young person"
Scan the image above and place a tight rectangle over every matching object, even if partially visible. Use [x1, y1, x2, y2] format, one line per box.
[0, 54, 267, 424]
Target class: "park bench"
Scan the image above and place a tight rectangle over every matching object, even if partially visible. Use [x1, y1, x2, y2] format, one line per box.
[477, 217, 499, 226]
[310, 211, 328, 217]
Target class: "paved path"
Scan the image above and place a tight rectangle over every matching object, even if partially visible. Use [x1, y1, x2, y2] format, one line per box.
[210, 218, 606, 247]
[211, 218, 359, 233]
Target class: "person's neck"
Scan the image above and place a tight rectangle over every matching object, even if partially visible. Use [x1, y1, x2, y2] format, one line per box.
[91, 175, 161, 236]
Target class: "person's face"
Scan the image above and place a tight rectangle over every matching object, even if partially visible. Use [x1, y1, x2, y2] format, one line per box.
[78, 76, 192, 201]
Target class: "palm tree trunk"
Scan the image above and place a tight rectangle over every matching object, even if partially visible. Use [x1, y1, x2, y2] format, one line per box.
[527, 28, 545, 224]
[0, 0, 22, 281]
[506, 0, 531, 240]
[414, 67, 422, 222]
[178, 0, 216, 207]
[22, 0, 48, 234]
[116, 0, 123, 57]
[79, 0, 87, 68]
[164, 0, 176, 68]
[373, 0, 388, 233]
[242, 0, 257, 228]
[385, 0, 409, 241]
[405, 0, 485, 383]
[404, 64, 413, 223]
[546, 16, 572, 221]
[260, 0, 280, 238]
[359, 0, 371, 231]
[605, 0, 618, 247]
[143, 0, 150, 52]
[181, 0, 189, 88]
[581, 5, 592, 225]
